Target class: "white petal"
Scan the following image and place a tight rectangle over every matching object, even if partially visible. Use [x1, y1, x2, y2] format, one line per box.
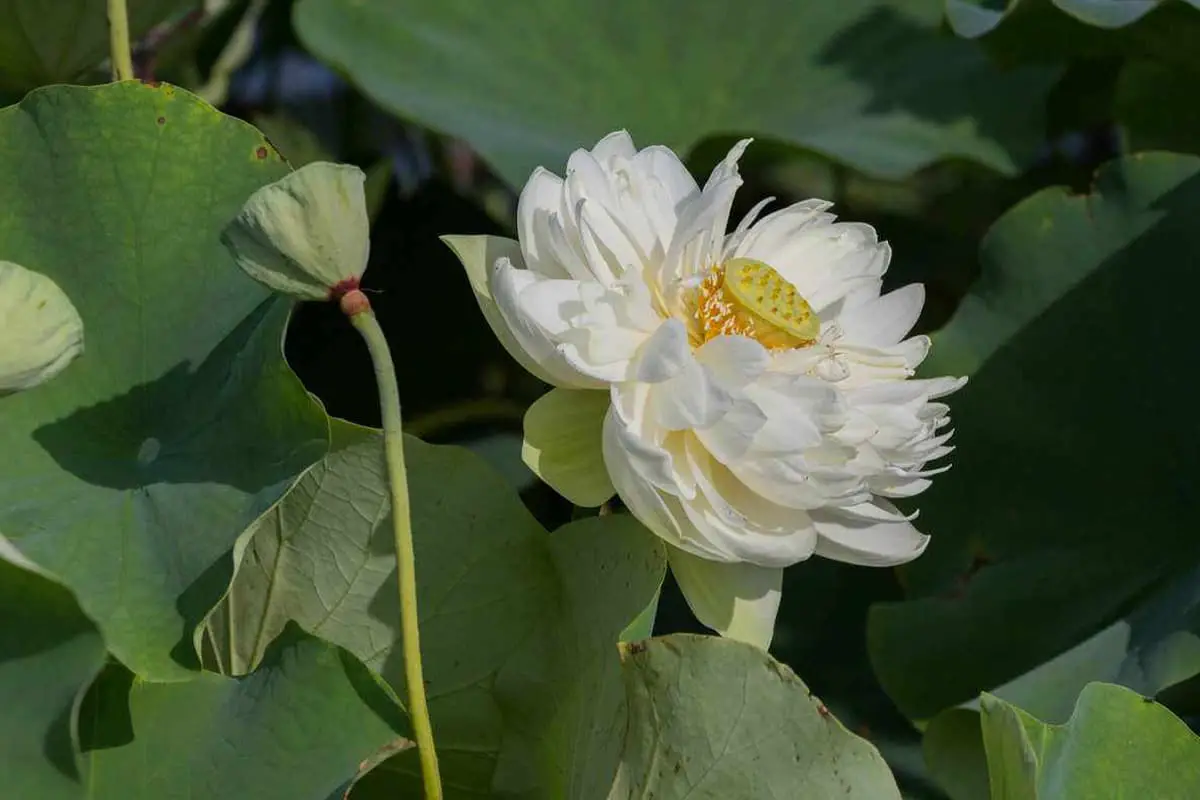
[0, 261, 84, 393]
[869, 475, 933, 498]
[522, 388, 614, 507]
[603, 410, 694, 549]
[744, 374, 844, 454]
[443, 236, 570, 386]
[490, 255, 603, 388]
[630, 145, 699, 248]
[632, 145, 698, 207]
[662, 139, 750, 283]
[837, 284, 925, 347]
[694, 399, 766, 463]
[650, 360, 732, 431]
[729, 453, 858, 511]
[680, 437, 820, 566]
[605, 401, 686, 495]
[847, 375, 965, 406]
[591, 130, 637, 162]
[516, 276, 587, 337]
[634, 318, 692, 383]
[518, 280, 653, 383]
[515, 168, 572, 279]
[811, 503, 930, 566]
[733, 199, 835, 260]
[667, 546, 782, 649]
[722, 196, 776, 258]
[695, 335, 769, 390]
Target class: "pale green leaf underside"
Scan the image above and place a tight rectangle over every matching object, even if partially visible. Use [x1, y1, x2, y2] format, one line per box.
[203, 421, 666, 798]
[613, 635, 901, 799]
[979, 683, 1200, 799]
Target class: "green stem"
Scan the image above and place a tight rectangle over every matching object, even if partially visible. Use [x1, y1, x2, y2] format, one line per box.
[107, 0, 134, 81]
[345, 295, 442, 800]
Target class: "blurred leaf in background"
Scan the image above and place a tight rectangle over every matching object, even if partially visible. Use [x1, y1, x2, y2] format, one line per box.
[293, 0, 1057, 187]
[870, 153, 1200, 723]
[0, 0, 195, 90]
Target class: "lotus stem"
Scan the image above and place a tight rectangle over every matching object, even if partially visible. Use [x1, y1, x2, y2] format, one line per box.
[341, 289, 442, 800]
[107, 0, 134, 82]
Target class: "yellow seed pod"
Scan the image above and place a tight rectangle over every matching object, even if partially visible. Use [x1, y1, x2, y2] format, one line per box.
[722, 258, 820, 344]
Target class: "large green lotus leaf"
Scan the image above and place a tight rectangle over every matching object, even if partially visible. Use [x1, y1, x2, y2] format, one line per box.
[867, 153, 1200, 720]
[0, 82, 328, 680]
[293, 0, 1055, 187]
[0, 559, 107, 799]
[979, 682, 1200, 798]
[923, 709, 991, 800]
[0, 1, 196, 90]
[488, 514, 666, 798]
[1115, 59, 1200, 157]
[944, 0, 1200, 67]
[921, 567, 1200, 799]
[79, 624, 407, 800]
[611, 635, 900, 799]
[200, 420, 666, 798]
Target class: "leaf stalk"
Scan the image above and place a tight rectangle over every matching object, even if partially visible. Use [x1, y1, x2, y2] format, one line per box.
[107, 0, 135, 81]
[342, 289, 442, 800]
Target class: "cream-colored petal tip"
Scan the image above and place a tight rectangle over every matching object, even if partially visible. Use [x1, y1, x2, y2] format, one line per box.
[221, 161, 370, 301]
[0, 261, 84, 394]
[667, 546, 782, 650]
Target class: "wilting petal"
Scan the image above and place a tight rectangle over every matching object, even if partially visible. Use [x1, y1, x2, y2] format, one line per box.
[667, 545, 782, 649]
[222, 161, 368, 300]
[522, 388, 614, 507]
[0, 261, 83, 393]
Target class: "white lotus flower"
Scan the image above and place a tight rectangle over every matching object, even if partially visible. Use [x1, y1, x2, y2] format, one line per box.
[445, 132, 964, 648]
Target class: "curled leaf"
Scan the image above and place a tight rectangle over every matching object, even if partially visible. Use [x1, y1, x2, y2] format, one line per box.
[221, 161, 370, 301]
[0, 260, 83, 394]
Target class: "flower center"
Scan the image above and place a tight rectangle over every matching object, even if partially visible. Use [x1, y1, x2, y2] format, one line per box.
[690, 258, 819, 349]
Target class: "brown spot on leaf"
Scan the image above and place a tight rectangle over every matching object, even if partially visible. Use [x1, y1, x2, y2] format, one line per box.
[156, 116, 165, 125]
[255, 146, 269, 160]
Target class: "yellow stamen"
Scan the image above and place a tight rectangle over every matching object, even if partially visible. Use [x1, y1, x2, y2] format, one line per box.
[689, 258, 819, 349]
